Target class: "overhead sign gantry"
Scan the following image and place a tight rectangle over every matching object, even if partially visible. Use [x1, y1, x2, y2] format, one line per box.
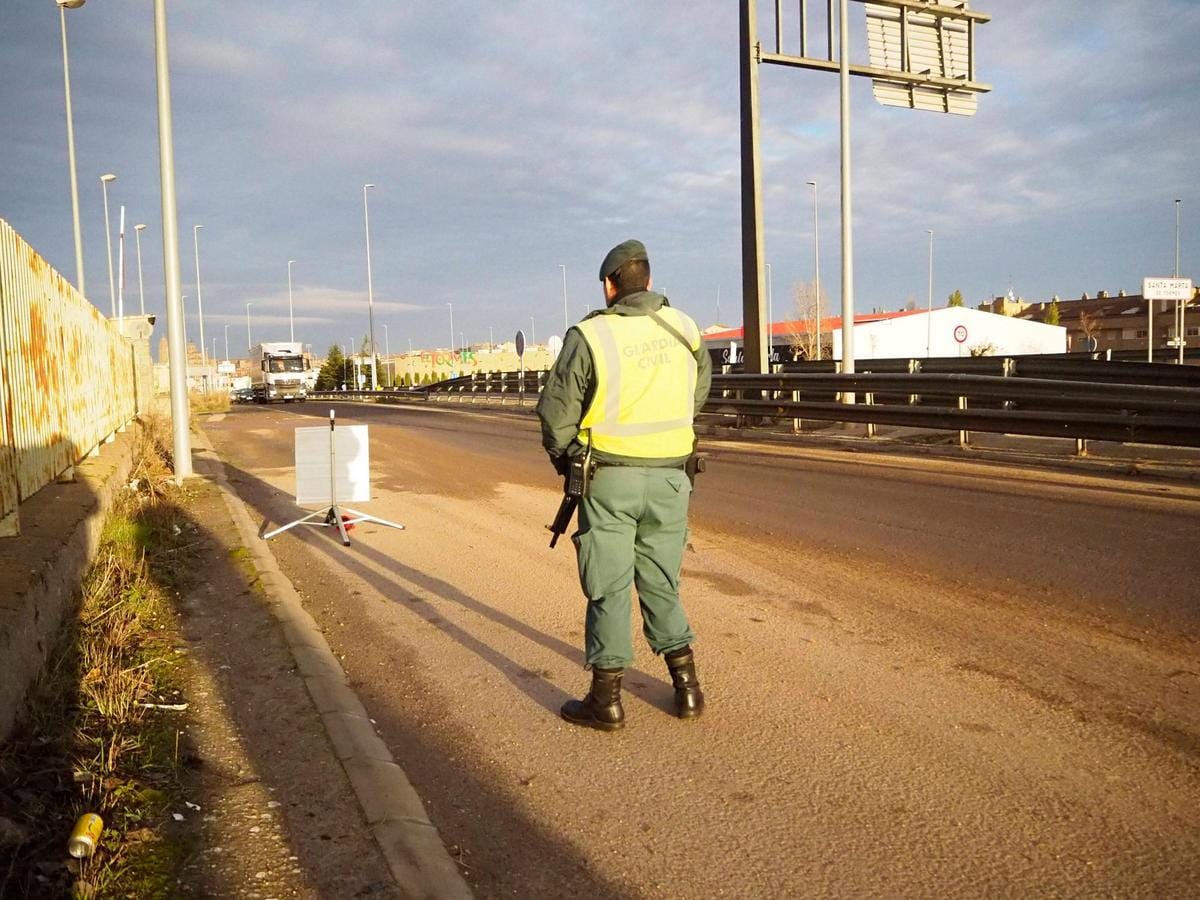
[739, 0, 992, 380]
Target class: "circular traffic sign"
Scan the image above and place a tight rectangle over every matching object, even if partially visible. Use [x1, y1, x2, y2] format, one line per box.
[953, 324, 968, 344]
[515, 329, 526, 358]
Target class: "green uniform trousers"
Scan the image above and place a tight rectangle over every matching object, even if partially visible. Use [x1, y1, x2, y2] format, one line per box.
[572, 465, 695, 669]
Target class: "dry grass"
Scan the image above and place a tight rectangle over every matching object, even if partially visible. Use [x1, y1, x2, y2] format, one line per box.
[188, 390, 230, 416]
[0, 417, 195, 898]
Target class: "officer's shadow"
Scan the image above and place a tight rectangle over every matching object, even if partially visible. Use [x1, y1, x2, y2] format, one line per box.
[348, 534, 678, 718]
[228, 463, 675, 719]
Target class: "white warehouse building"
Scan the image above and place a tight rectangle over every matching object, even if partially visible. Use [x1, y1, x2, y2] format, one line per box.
[704, 307, 1067, 362]
[832, 307, 1067, 360]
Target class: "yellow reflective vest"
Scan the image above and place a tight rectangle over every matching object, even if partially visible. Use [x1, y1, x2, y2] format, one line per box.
[574, 307, 702, 459]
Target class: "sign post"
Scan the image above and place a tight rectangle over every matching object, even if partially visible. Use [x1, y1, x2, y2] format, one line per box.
[515, 329, 526, 404]
[1143, 277, 1193, 363]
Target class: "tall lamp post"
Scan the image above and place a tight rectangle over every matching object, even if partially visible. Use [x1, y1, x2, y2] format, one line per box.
[807, 180, 821, 359]
[1176, 199, 1184, 365]
[193, 224, 206, 370]
[765, 262, 774, 361]
[447, 301, 454, 351]
[57, 0, 87, 297]
[287, 258, 297, 342]
[133, 223, 146, 315]
[560, 264, 568, 332]
[530, 316, 536, 345]
[245, 302, 253, 352]
[383, 323, 390, 385]
[100, 173, 117, 316]
[363, 183, 378, 389]
[153, 0, 191, 482]
[223, 323, 230, 361]
[925, 229, 934, 358]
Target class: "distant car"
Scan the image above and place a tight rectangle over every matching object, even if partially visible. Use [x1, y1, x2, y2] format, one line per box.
[231, 387, 255, 404]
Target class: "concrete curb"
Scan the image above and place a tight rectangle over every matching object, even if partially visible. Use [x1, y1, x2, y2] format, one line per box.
[190, 426, 473, 900]
[0, 427, 138, 742]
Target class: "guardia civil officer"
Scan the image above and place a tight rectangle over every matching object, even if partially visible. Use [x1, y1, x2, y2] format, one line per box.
[536, 239, 712, 731]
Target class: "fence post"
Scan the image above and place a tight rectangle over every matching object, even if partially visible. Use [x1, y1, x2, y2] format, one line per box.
[958, 396, 969, 449]
[1075, 438, 1088, 457]
[865, 392, 876, 438]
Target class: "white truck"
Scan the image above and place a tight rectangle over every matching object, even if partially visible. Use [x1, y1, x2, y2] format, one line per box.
[250, 342, 310, 402]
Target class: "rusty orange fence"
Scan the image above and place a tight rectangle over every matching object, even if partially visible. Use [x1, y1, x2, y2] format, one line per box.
[0, 219, 145, 536]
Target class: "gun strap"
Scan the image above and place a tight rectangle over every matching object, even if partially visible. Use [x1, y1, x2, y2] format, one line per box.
[646, 310, 704, 365]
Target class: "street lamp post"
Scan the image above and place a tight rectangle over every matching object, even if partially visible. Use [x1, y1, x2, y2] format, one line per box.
[926, 230, 934, 358]
[287, 258, 296, 342]
[807, 180, 821, 360]
[57, 0, 87, 297]
[133, 223, 146, 315]
[1176, 199, 1184, 365]
[245, 302, 253, 352]
[530, 316, 536, 345]
[765, 262, 773, 361]
[153, 0, 191, 482]
[560, 264, 568, 332]
[193, 224, 206, 370]
[223, 323, 230, 361]
[447, 302, 454, 351]
[363, 184, 378, 389]
[100, 173, 116, 316]
[383, 323, 390, 385]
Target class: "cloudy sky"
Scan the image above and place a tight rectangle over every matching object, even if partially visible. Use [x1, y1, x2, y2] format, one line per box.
[2, 1, 1197, 357]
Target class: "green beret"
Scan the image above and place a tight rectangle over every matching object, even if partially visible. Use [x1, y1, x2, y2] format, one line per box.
[598, 239, 649, 281]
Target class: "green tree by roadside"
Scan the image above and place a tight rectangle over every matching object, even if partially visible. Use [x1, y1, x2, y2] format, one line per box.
[315, 345, 345, 390]
[1045, 299, 1061, 325]
[947, 289, 964, 307]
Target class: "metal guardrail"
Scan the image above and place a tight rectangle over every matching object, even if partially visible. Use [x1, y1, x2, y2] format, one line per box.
[311, 362, 1200, 449]
[0, 219, 144, 536]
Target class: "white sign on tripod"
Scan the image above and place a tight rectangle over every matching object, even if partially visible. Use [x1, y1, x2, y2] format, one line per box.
[295, 424, 370, 505]
[263, 410, 403, 546]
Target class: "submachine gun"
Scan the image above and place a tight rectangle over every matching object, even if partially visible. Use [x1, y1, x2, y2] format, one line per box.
[547, 447, 592, 548]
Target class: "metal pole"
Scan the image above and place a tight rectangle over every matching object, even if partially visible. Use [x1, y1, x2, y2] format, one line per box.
[101, 173, 116, 316]
[838, 0, 856, 392]
[246, 302, 253, 352]
[384, 323, 391, 385]
[926, 229, 934, 357]
[287, 258, 296, 342]
[808, 180, 820, 360]
[363, 184, 378, 389]
[117, 205, 125, 324]
[739, 0, 768, 374]
[447, 301, 454, 350]
[134, 223, 146, 315]
[193, 224, 206, 370]
[1177, 199, 1184, 365]
[530, 316, 536, 345]
[153, 0, 191, 482]
[59, 3, 86, 298]
[766, 261, 773, 362]
[560, 264, 568, 332]
[224, 323, 229, 361]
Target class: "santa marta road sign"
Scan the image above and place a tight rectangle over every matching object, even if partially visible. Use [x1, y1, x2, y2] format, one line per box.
[1143, 277, 1193, 301]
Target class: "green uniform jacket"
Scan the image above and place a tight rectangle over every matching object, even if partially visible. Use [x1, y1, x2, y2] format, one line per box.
[536, 290, 713, 468]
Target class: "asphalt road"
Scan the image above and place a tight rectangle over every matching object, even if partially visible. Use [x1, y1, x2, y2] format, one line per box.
[203, 401, 1200, 898]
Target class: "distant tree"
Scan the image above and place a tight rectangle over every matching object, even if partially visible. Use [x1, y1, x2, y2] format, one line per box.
[1044, 300, 1061, 326]
[947, 289, 964, 307]
[968, 342, 997, 357]
[315, 345, 345, 391]
[786, 279, 830, 360]
[904, 295, 918, 311]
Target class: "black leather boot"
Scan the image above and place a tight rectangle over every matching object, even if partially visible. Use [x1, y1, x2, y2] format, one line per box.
[560, 667, 625, 731]
[665, 646, 704, 719]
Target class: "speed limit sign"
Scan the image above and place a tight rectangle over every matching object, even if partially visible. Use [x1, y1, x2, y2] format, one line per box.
[953, 324, 968, 344]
